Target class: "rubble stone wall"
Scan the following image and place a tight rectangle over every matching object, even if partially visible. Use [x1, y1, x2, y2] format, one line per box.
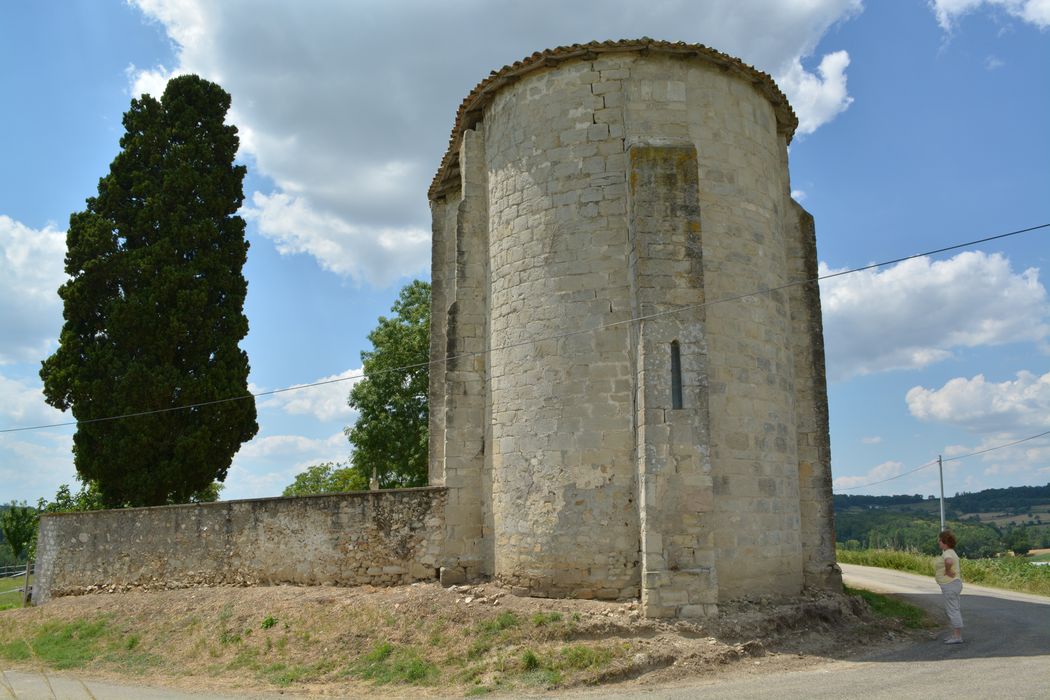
[33, 488, 446, 604]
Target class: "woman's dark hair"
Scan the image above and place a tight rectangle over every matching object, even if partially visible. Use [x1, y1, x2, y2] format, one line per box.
[939, 530, 957, 548]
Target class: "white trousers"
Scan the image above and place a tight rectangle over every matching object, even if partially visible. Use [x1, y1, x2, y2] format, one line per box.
[940, 578, 963, 629]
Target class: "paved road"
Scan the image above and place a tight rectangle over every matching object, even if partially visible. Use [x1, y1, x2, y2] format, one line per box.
[5, 565, 1049, 698]
[555, 563, 1050, 699]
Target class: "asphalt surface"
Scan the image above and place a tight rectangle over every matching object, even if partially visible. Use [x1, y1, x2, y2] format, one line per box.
[4, 564, 1049, 699]
[555, 563, 1050, 699]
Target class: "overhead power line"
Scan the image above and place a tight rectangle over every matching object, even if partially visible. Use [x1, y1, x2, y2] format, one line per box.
[2, 222, 1047, 435]
[834, 428, 1050, 492]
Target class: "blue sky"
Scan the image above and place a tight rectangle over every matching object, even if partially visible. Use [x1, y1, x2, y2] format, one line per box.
[1, 0, 1048, 504]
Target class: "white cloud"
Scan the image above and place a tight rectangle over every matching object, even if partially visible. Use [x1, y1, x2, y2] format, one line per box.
[907, 370, 1050, 433]
[257, 367, 363, 422]
[0, 216, 66, 364]
[242, 192, 429, 287]
[820, 251, 1050, 380]
[907, 371, 1050, 489]
[226, 431, 347, 499]
[127, 0, 862, 285]
[0, 431, 76, 503]
[791, 189, 807, 201]
[0, 372, 66, 428]
[931, 0, 1050, 31]
[777, 50, 854, 135]
[862, 436, 883, 444]
[834, 460, 903, 490]
[985, 55, 1006, 69]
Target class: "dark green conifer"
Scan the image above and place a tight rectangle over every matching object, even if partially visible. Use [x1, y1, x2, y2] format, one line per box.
[40, 75, 257, 507]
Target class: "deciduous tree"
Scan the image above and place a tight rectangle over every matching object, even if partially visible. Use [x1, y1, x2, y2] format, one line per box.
[282, 462, 366, 497]
[40, 75, 257, 507]
[0, 503, 37, 561]
[345, 280, 430, 488]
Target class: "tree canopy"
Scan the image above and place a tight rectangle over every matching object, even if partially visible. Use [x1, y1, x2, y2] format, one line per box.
[345, 280, 430, 489]
[1, 503, 38, 562]
[39, 75, 257, 507]
[281, 462, 366, 497]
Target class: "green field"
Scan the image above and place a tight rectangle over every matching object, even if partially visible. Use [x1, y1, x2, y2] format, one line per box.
[0, 573, 32, 610]
[838, 548, 1050, 597]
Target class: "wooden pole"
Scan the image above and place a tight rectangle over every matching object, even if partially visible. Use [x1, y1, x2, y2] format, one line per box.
[21, 559, 32, 607]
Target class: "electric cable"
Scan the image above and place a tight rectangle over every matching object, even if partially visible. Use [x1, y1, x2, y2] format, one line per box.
[835, 428, 1050, 492]
[1, 222, 1046, 435]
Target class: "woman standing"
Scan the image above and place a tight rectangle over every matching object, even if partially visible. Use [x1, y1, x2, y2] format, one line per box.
[936, 530, 964, 644]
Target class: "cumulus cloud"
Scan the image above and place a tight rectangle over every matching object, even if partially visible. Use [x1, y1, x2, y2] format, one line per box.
[777, 50, 853, 135]
[256, 367, 363, 422]
[834, 460, 904, 490]
[127, 0, 861, 285]
[0, 431, 76, 503]
[0, 372, 66, 428]
[242, 192, 430, 287]
[907, 370, 1050, 433]
[931, 0, 1050, 31]
[820, 251, 1050, 381]
[907, 371, 1050, 488]
[227, 430, 348, 499]
[0, 216, 66, 364]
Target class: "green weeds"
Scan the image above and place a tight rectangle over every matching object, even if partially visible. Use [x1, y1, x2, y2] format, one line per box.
[347, 641, 438, 685]
[843, 585, 931, 629]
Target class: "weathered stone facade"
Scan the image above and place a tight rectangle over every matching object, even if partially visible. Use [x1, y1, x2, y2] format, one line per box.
[429, 40, 841, 617]
[34, 489, 446, 604]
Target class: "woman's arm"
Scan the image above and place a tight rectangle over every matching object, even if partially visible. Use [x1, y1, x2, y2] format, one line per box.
[944, 555, 956, 578]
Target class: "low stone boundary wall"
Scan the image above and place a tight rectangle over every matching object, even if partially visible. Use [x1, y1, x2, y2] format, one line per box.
[34, 487, 447, 604]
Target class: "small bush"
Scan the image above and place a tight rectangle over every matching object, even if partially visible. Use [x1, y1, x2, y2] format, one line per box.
[261, 615, 277, 630]
[522, 648, 540, 671]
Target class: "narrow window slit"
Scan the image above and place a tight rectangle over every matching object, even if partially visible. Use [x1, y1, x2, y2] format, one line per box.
[670, 341, 683, 409]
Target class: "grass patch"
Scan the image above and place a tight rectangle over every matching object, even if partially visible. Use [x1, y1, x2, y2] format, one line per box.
[0, 573, 32, 609]
[347, 642, 439, 685]
[839, 548, 1050, 596]
[531, 612, 562, 627]
[477, 612, 520, 635]
[843, 585, 931, 629]
[262, 659, 335, 687]
[0, 614, 158, 672]
[559, 644, 614, 670]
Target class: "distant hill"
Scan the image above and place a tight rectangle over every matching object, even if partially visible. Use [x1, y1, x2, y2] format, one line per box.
[833, 482, 1050, 557]
[834, 483, 1050, 516]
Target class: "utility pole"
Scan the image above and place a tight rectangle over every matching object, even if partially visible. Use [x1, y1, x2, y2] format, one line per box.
[938, 454, 946, 531]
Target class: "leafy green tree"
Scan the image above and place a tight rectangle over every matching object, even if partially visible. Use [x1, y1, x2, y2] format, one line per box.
[1, 502, 38, 561]
[1006, 527, 1031, 556]
[345, 280, 430, 489]
[282, 462, 367, 497]
[39, 75, 257, 507]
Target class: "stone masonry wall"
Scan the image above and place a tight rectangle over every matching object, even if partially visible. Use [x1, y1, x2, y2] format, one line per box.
[483, 59, 640, 599]
[430, 44, 839, 613]
[33, 488, 446, 604]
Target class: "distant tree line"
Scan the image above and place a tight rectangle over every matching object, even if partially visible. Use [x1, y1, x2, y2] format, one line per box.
[835, 482, 1050, 558]
[835, 483, 1050, 515]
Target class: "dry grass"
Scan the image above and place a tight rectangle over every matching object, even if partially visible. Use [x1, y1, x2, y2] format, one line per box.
[0, 582, 908, 697]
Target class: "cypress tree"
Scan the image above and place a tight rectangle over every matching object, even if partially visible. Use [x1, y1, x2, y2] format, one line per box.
[40, 75, 258, 507]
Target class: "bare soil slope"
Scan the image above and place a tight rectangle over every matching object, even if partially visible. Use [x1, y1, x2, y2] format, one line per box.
[0, 582, 919, 697]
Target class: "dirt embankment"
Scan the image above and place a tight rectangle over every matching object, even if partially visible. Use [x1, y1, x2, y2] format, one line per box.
[0, 581, 921, 697]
